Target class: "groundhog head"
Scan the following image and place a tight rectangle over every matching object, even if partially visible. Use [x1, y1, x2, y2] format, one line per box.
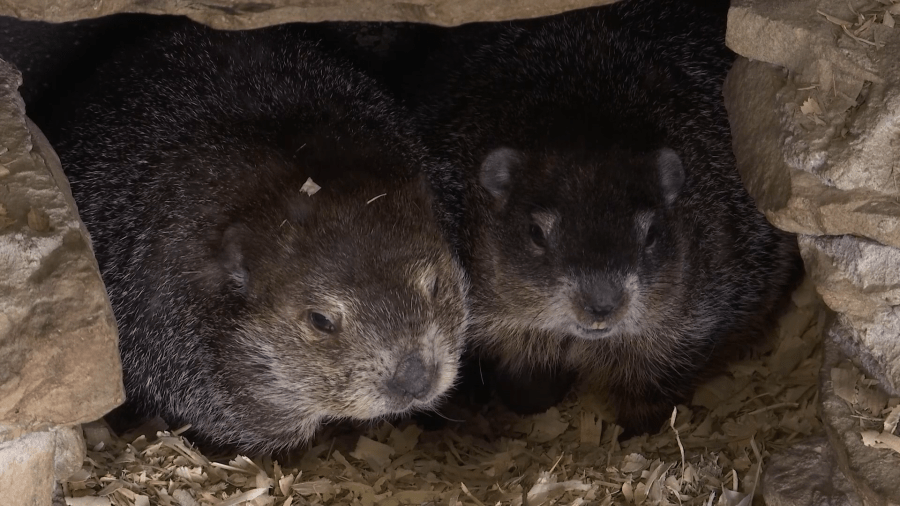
[207, 175, 469, 452]
[477, 144, 687, 341]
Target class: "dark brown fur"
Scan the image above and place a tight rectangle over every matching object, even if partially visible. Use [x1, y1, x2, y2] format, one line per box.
[44, 20, 470, 454]
[414, 0, 802, 436]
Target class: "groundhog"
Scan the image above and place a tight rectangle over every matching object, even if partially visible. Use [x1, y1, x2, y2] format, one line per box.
[414, 0, 802, 436]
[42, 19, 469, 454]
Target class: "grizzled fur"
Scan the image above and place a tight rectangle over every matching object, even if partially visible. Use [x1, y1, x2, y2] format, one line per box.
[45, 20, 469, 454]
[415, 0, 801, 436]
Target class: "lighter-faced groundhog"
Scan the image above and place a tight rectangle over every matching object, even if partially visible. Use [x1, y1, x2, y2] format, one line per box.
[414, 0, 803, 437]
[42, 19, 470, 454]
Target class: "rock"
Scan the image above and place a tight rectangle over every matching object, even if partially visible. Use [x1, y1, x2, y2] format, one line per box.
[0, 0, 618, 28]
[799, 234, 900, 321]
[723, 57, 900, 251]
[0, 426, 85, 505]
[825, 310, 900, 400]
[798, 234, 900, 396]
[820, 334, 900, 506]
[0, 428, 56, 505]
[762, 436, 862, 506]
[723, 0, 900, 251]
[726, 0, 882, 98]
[53, 425, 85, 483]
[0, 425, 83, 506]
[0, 57, 123, 431]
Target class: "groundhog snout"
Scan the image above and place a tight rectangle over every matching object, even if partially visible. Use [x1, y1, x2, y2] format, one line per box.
[574, 279, 625, 330]
[387, 353, 434, 400]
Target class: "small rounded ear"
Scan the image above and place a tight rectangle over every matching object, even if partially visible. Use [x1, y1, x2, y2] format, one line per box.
[656, 148, 684, 206]
[220, 224, 251, 292]
[479, 147, 522, 204]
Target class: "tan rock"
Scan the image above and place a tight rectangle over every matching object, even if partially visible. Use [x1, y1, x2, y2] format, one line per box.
[0, 0, 618, 28]
[0, 425, 86, 506]
[799, 234, 900, 322]
[825, 309, 900, 398]
[723, 57, 900, 250]
[726, 0, 882, 97]
[0, 428, 56, 505]
[762, 436, 862, 506]
[820, 335, 900, 506]
[724, 0, 900, 248]
[0, 58, 123, 430]
[52, 425, 85, 483]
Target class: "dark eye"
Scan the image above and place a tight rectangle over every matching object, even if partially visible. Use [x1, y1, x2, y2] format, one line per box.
[430, 278, 440, 299]
[529, 223, 547, 248]
[309, 311, 336, 333]
[645, 221, 662, 248]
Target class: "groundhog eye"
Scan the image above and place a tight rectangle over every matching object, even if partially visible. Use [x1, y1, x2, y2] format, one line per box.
[529, 223, 547, 248]
[645, 221, 661, 248]
[430, 278, 440, 299]
[308, 311, 336, 333]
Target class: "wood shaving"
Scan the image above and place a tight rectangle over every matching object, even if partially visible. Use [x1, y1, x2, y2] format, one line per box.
[818, 0, 896, 48]
[27, 207, 50, 232]
[63, 281, 826, 505]
[832, 359, 900, 457]
[800, 97, 823, 116]
[299, 177, 321, 196]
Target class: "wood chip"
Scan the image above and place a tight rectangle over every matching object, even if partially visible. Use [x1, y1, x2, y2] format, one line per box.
[62, 282, 826, 505]
[299, 177, 320, 196]
[27, 207, 50, 232]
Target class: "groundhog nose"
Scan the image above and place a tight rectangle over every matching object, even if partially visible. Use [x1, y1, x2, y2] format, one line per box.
[388, 354, 431, 400]
[581, 281, 623, 320]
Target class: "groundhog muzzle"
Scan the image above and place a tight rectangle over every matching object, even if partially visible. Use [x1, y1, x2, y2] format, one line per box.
[40, 19, 470, 454]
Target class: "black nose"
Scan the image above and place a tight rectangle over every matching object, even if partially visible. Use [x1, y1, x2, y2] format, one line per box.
[388, 354, 431, 400]
[581, 280, 623, 320]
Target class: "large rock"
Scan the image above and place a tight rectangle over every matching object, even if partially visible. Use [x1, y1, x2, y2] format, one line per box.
[798, 234, 900, 396]
[762, 436, 862, 506]
[723, 0, 900, 250]
[0, 425, 85, 506]
[0, 0, 617, 28]
[820, 334, 900, 506]
[725, 1, 900, 504]
[0, 58, 123, 431]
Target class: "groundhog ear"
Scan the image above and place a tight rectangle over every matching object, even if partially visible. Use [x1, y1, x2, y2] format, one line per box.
[656, 148, 684, 206]
[479, 147, 522, 203]
[220, 224, 251, 292]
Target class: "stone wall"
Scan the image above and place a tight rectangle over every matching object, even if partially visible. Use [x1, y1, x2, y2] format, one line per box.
[0, 0, 617, 28]
[0, 58, 123, 506]
[723, 0, 900, 504]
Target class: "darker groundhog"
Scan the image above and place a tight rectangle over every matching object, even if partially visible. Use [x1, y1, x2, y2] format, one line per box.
[41, 19, 470, 454]
[414, 0, 803, 437]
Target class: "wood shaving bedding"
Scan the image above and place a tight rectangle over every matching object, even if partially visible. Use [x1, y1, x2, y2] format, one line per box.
[64, 280, 826, 506]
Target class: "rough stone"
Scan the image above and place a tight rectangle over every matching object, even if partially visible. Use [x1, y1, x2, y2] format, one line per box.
[0, 428, 56, 505]
[0, 425, 83, 506]
[0, 57, 123, 431]
[799, 234, 900, 321]
[0, 0, 618, 28]
[825, 309, 900, 400]
[723, 0, 900, 250]
[820, 333, 900, 506]
[52, 425, 85, 483]
[0, 426, 85, 506]
[798, 234, 900, 397]
[762, 436, 862, 506]
[726, 0, 883, 98]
